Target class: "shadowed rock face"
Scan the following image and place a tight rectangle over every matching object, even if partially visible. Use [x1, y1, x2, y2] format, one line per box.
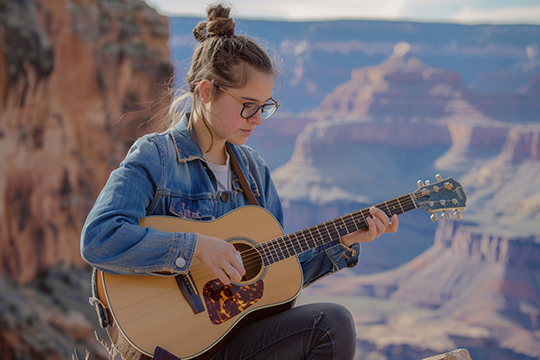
[0, 0, 171, 284]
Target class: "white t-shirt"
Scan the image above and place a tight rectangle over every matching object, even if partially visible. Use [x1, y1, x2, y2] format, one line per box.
[207, 152, 231, 191]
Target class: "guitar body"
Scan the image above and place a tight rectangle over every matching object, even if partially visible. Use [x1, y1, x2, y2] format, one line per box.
[97, 206, 303, 359]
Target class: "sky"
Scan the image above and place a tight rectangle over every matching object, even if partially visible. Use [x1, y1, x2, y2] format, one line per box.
[143, 0, 540, 25]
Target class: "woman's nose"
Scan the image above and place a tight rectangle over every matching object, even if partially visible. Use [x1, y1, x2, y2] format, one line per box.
[248, 110, 263, 125]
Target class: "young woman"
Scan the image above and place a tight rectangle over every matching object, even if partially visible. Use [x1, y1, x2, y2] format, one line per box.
[81, 4, 398, 359]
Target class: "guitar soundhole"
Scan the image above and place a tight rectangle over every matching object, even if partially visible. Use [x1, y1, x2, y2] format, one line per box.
[232, 241, 264, 283]
[200, 238, 266, 325]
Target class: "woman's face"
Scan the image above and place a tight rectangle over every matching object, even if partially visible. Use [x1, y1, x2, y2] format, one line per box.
[205, 70, 275, 146]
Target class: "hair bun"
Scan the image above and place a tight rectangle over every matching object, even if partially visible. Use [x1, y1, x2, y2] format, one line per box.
[193, 4, 236, 42]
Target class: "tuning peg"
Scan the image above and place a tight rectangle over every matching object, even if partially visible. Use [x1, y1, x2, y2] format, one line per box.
[454, 211, 463, 220]
[436, 174, 443, 182]
[441, 211, 451, 221]
[425, 180, 431, 185]
[430, 213, 438, 222]
[417, 180, 424, 188]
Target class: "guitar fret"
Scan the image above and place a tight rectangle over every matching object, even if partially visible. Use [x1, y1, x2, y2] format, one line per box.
[287, 233, 299, 257]
[305, 228, 317, 250]
[356, 211, 368, 230]
[311, 226, 324, 247]
[264, 241, 273, 264]
[267, 241, 279, 264]
[274, 237, 286, 261]
[291, 233, 302, 256]
[393, 198, 401, 213]
[270, 240, 280, 262]
[281, 236, 292, 258]
[260, 242, 271, 266]
[395, 197, 404, 214]
[338, 217, 349, 237]
[346, 213, 360, 233]
[390, 197, 404, 214]
[321, 222, 333, 244]
[407, 194, 417, 211]
[384, 200, 391, 217]
[330, 218, 340, 238]
[294, 233, 304, 254]
[326, 221, 340, 242]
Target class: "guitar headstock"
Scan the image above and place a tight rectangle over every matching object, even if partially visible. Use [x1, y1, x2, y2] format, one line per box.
[413, 174, 467, 222]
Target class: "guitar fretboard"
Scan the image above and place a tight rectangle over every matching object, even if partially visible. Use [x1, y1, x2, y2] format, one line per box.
[257, 194, 417, 266]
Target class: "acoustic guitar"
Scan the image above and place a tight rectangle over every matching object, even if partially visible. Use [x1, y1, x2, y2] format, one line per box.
[95, 175, 466, 359]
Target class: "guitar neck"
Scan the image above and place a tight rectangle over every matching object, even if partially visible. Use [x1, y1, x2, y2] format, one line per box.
[259, 193, 417, 266]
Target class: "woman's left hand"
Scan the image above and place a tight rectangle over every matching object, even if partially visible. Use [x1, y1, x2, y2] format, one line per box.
[340, 206, 399, 247]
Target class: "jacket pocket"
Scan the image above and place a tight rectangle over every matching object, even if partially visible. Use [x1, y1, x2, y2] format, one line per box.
[169, 195, 215, 221]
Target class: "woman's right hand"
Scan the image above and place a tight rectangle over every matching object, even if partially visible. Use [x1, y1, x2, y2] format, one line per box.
[194, 235, 246, 285]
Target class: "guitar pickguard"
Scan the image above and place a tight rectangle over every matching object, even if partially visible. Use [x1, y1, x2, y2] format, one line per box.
[203, 279, 264, 325]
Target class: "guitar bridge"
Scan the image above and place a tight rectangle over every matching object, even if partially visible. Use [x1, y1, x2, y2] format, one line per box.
[175, 272, 205, 314]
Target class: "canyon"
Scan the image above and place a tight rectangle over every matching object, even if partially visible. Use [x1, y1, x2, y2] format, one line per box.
[1, 1, 539, 358]
[275, 43, 540, 360]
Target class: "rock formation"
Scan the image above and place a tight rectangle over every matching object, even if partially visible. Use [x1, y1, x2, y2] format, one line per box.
[422, 349, 473, 360]
[280, 43, 540, 359]
[305, 216, 540, 359]
[470, 75, 540, 123]
[0, 0, 171, 284]
[0, 0, 171, 358]
[296, 120, 540, 358]
[315, 42, 488, 122]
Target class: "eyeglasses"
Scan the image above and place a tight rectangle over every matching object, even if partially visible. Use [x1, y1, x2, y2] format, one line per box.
[213, 84, 280, 120]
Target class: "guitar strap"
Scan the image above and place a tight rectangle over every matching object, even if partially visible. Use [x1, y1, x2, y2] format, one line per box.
[226, 142, 259, 206]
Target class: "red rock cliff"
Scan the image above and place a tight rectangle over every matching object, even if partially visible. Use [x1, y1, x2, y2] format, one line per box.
[0, 0, 171, 284]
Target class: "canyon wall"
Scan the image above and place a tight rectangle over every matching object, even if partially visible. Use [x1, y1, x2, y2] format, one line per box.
[0, 0, 171, 284]
[0, 1, 171, 357]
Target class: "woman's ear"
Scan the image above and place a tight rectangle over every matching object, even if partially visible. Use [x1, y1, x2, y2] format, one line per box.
[199, 79, 213, 104]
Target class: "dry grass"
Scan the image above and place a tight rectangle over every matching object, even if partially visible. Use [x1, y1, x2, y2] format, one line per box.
[72, 332, 123, 360]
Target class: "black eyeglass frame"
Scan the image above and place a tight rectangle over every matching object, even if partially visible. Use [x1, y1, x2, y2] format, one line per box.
[213, 83, 280, 120]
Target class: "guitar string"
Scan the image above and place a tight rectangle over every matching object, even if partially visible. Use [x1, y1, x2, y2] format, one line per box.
[183, 195, 421, 275]
[186, 195, 420, 274]
[186, 195, 420, 273]
[186, 188, 460, 275]
[184, 204, 422, 276]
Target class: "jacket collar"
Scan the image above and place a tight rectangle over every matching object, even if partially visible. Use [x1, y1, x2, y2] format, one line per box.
[169, 113, 260, 198]
[169, 113, 246, 167]
[170, 113, 207, 163]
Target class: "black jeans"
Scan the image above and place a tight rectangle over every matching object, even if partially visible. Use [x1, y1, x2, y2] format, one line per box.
[214, 302, 357, 360]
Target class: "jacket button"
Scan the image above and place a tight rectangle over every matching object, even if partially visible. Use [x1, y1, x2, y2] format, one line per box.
[220, 192, 228, 202]
[175, 256, 186, 268]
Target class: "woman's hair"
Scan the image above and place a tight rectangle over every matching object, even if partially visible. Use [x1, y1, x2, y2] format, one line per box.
[166, 3, 277, 130]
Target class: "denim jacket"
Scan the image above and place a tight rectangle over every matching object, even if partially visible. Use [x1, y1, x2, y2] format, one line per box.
[81, 114, 360, 287]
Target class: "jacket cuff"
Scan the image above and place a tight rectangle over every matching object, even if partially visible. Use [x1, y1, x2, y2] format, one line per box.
[325, 242, 361, 269]
[159, 232, 198, 274]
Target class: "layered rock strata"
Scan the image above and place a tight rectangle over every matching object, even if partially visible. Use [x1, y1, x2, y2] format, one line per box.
[0, 0, 171, 284]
